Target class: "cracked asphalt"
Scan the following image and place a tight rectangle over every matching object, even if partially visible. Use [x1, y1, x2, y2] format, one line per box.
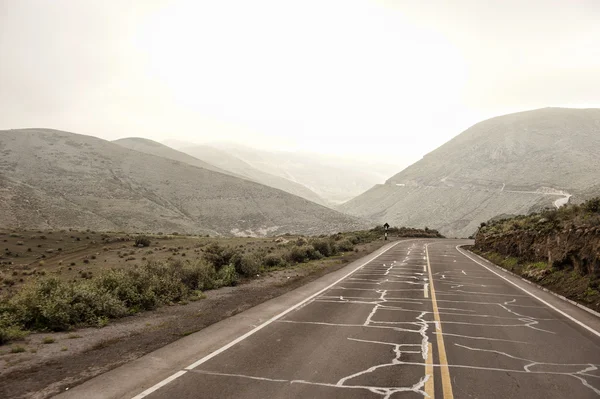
[63, 239, 600, 399]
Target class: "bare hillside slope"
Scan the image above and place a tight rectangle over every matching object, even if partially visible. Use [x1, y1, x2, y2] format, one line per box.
[177, 144, 328, 206]
[388, 107, 600, 192]
[341, 108, 600, 237]
[113, 137, 238, 178]
[0, 129, 366, 235]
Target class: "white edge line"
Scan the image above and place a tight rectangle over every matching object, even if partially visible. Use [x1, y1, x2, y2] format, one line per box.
[130, 239, 407, 399]
[131, 371, 187, 399]
[456, 245, 600, 339]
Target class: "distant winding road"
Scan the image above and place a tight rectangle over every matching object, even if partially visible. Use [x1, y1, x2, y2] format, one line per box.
[500, 183, 572, 209]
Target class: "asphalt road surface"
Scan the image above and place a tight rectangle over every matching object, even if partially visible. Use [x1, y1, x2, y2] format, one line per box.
[61, 239, 600, 398]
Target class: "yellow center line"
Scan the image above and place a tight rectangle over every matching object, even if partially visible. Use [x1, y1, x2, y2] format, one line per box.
[426, 244, 454, 399]
[425, 342, 434, 398]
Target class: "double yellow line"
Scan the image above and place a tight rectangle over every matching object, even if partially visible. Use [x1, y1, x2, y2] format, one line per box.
[425, 244, 454, 399]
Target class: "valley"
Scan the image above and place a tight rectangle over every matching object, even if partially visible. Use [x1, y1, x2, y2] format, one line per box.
[3, 3, 599, 398]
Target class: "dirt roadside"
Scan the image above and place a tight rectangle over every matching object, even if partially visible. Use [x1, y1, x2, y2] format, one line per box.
[0, 240, 388, 399]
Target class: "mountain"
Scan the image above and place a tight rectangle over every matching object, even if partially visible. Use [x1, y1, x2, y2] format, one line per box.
[197, 142, 398, 204]
[113, 137, 239, 177]
[174, 144, 328, 206]
[0, 129, 367, 236]
[340, 108, 600, 238]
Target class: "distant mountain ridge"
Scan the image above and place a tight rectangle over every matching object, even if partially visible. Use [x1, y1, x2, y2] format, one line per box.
[340, 108, 600, 237]
[0, 129, 367, 236]
[113, 137, 240, 178]
[196, 142, 398, 204]
[173, 144, 328, 206]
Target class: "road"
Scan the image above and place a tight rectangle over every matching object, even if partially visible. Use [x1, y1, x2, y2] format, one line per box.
[59, 239, 600, 398]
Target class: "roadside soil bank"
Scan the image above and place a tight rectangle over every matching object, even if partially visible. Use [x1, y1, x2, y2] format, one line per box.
[0, 239, 388, 399]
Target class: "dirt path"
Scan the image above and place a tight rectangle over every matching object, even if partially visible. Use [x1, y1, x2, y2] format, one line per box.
[0, 240, 387, 399]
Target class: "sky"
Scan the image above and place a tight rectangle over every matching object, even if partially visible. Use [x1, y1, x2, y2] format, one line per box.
[1, 0, 599, 167]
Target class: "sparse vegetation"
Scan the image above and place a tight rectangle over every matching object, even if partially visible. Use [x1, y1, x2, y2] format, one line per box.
[10, 345, 26, 353]
[0, 225, 434, 343]
[474, 198, 600, 311]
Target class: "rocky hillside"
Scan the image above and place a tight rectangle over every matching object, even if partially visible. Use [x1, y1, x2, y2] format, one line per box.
[173, 144, 327, 206]
[0, 129, 367, 236]
[340, 108, 600, 237]
[473, 198, 600, 311]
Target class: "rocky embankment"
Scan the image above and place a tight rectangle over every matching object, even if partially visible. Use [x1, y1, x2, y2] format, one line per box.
[473, 198, 600, 311]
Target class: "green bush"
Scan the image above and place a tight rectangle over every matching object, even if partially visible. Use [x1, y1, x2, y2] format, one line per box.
[288, 245, 322, 263]
[0, 309, 27, 344]
[335, 239, 354, 252]
[347, 235, 360, 245]
[134, 235, 151, 247]
[203, 243, 242, 271]
[238, 254, 261, 276]
[310, 238, 337, 257]
[10, 277, 129, 331]
[178, 259, 217, 291]
[264, 254, 287, 268]
[215, 264, 238, 287]
[583, 198, 600, 214]
[5, 259, 216, 332]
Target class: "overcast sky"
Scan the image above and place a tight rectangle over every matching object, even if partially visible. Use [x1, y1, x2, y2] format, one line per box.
[1, 0, 598, 166]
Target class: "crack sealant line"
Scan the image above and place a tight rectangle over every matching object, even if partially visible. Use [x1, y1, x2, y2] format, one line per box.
[425, 342, 434, 398]
[426, 244, 455, 399]
[456, 246, 600, 339]
[130, 240, 408, 399]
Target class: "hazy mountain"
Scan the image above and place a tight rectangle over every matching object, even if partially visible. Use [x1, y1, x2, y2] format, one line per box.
[340, 108, 600, 237]
[0, 129, 367, 236]
[113, 137, 240, 178]
[203, 142, 398, 204]
[175, 144, 328, 206]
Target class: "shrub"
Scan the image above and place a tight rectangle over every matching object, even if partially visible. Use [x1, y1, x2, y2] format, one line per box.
[264, 254, 287, 268]
[310, 238, 337, 257]
[348, 235, 360, 245]
[0, 322, 27, 345]
[177, 259, 217, 291]
[215, 264, 238, 287]
[238, 254, 261, 276]
[583, 198, 600, 214]
[203, 243, 241, 271]
[335, 239, 354, 252]
[10, 345, 26, 353]
[10, 277, 128, 331]
[288, 245, 322, 263]
[134, 236, 151, 247]
[288, 246, 307, 263]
